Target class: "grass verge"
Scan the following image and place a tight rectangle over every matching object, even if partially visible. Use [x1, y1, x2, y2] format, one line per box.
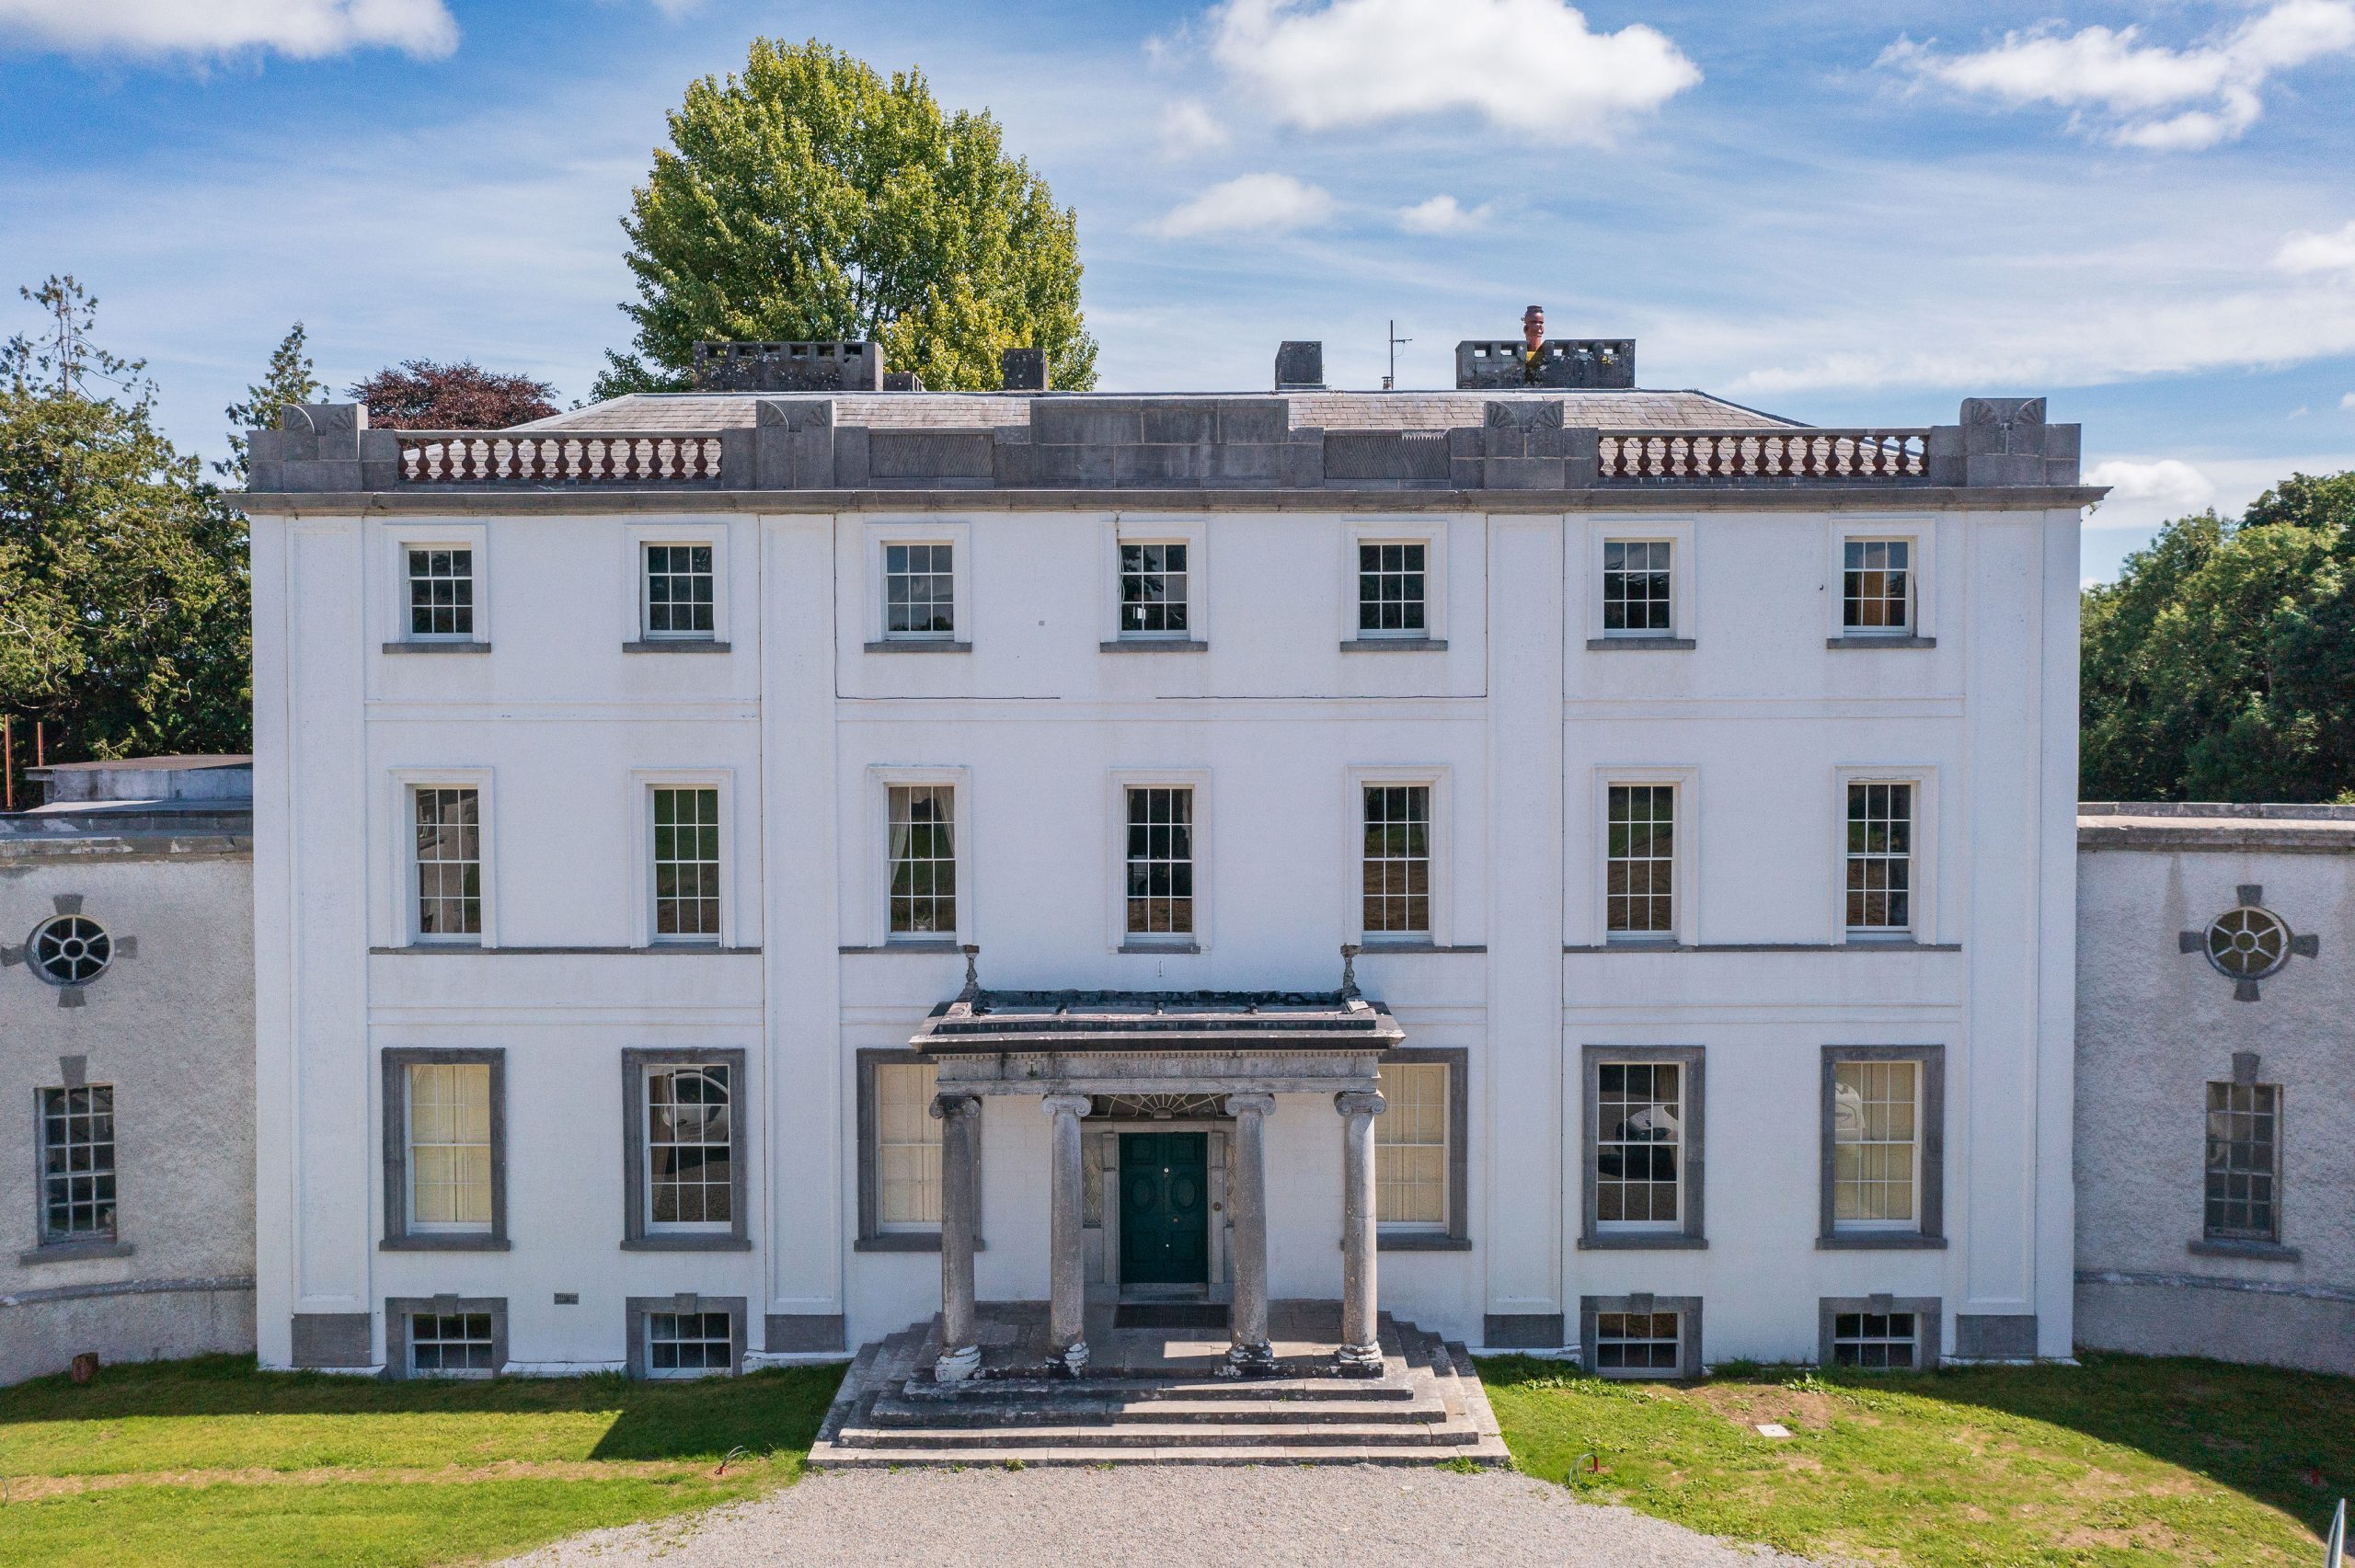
[0, 1353, 843, 1567]
[1482, 1350, 2352, 1566]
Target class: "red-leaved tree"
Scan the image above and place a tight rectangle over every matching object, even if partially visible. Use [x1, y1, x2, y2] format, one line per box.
[346, 361, 559, 429]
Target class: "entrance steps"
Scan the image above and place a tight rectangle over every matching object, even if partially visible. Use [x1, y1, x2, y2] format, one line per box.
[810, 1310, 1509, 1468]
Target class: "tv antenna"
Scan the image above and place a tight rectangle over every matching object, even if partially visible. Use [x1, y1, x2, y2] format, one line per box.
[1383, 320, 1411, 390]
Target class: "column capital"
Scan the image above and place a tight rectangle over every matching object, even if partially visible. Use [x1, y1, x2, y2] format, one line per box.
[1223, 1093, 1276, 1119]
[1040, 1092, 1093, 1119]
[1334, 1090, 1387, 1118]
[930, 1090, 982, 1121]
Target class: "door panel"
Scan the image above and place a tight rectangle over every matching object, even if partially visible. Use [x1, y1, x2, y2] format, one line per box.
[1120, 1132, 1210, 1286]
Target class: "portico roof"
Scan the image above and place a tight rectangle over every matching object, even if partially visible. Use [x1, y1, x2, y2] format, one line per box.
[911, 988, 1405, 1055]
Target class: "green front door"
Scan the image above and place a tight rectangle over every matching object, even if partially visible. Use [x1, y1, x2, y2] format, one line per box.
[1120, 1131, 1210, 1286]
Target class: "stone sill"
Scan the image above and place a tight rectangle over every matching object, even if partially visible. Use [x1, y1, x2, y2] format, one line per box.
[623, 639, 730, 654]
[1827, 635, 1936, 650]
[1338, 637, 1447, 652]
[383, 640, 491, 655]
[841, 940, 963, 955]
[1586, 636, 1694, 651]
[1577, 1233, 1706, 1251]
[17, 1239, 134, 1265]
[618, 1236, 754, 1253]
[373, 944, 760, 956]
[1100, 639, 1209, 653]
[2188, 1237, 2301, 1263]
[854, 1235, 988, 1253]
[380, 1236, 512, 1252]
[1565, 942, 1959, 954]
[865, 639, 971, 654]
[1355, 941, 1488, 955]
[1119, 943, 1202, 955]
[1816, 1233, 1948, 1251]
[1377, 1233, 1474, 1252]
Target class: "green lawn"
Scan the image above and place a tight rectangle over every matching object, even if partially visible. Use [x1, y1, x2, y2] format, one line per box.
[1483, 1350, 2353, 1566]
[0, 1354, 843, 1568]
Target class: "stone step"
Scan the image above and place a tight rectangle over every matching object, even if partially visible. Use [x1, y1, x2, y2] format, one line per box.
[833, 1419, 1482, 1450]
[892, 1374, 1418, 1403]
[809, 1440, 1511, 1469]
[867, 1394, 1449, 1428]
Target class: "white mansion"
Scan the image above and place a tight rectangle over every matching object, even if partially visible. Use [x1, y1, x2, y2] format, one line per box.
[228, 330, 2098, 1387]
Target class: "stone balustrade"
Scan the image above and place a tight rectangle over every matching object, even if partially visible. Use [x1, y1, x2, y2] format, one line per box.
[394, 431, 726, 486]
[1599, 429, 1930, 481]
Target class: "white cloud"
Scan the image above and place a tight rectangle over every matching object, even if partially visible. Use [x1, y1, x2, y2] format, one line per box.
[2276, 218, 2355, 275]
[1206, 0, 1699, 142]
[1159, 98, 1229, 157]
[1396, 194, 1493, 234]
[2342, 392, 2355, 410]
[1148, 172, 1336, 238]
[1880, 1, 2355, 151]
[0, 0, 459, 60]
[2088, 457, 2216, 511]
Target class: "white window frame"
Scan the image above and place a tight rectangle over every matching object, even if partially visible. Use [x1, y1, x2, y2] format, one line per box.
[1589, 767, 1699, 946]
[383, 522, 489, 647]
[1107, 768, 1212, 954]
[1585, 519, 1694, 643]
[1833, 766, 1936, 944]
[1374, 1058, 1450, 1233]
[623, 522, 729, 647]
[627, 769, 735, 949]
[1102, 517, 1209, 644]
[388, 768, 497, 948]
[873, 1059, 943, 1234]
[867, 765, 972, 945]
[867, 521, 971, 645]
[404, 1059, 496, 1236]
[642, 1307, 737, 1379]
[1591, 1055, 1692, 1238]
[638, 1060, 739, 1239]
[1344, 765, 1451, 947]
[1827, 518, 1934, 642]
[1344, 520, 1447, 644]
[1828, 1058, 1923, 1232]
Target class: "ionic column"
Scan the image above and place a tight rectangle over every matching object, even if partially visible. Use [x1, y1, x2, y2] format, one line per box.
[1335, 1089, 1387, 1375]
[1224, 1093, 1277, 1374]
[932, 1091, 983, 1382]
[1041, 1093, 1093, 1377]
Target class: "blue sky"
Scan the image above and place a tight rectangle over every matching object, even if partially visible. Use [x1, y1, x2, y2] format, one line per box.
[4, 0, 2353, 579]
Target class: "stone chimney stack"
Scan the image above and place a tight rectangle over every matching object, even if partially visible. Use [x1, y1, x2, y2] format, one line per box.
[1275, 341, 1325, 392]
[692, 341, 885, 393]
[1001, 347, 1049, 392]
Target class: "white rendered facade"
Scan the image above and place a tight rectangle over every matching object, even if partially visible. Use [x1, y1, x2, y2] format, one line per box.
[246, 378, 2087, 1374]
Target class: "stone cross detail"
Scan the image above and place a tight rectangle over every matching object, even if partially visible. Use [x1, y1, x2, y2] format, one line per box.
[2177, 884, 2318, 1002]
[0, 893, 140, 1009]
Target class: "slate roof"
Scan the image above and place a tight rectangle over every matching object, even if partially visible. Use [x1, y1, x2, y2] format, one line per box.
[516, 387, 1800, 435]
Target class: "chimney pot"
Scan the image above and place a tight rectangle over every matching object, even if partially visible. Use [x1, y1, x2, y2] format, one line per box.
[1275, 340, 1325, 392]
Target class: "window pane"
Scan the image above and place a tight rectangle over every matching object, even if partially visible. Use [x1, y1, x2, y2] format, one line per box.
[888, 785, 957, 935]
[643, 543, 716, 635]
[1844, 783, 1913, 932]
[647, 1066, 733, 1228]
[876, 1062, 943, 1225]
[1595, 1310, 1682, 1372]
[1357, 542, 1426, 633]
[885, 543, 955, 635]
[409, 1310, 497, 1376]
[1606, 784, 1674, 934]
[408, 1063, 493, 1229]
[1602, 540, 1672, 633]
[646, 1310, 733, 1377]
[1832, 1310, 1918, 1369]
[1375, 1062, 1448, 1224]
[1832, 1060, 1919, 1225]
[651, 787, 722, 938]
[1362, 784, 1431, 935]
[1125, 787, 1194, 934]
[2203, 1082, 2280, 1240]
[407, 547, 475, 638]
[1595, 1062, 1681, 1225]
[413, 787, 482, 937]
[1843, 538, 1911, 630]
[38, 1084, 116, 1241]
[1119, 542, 1190, 635]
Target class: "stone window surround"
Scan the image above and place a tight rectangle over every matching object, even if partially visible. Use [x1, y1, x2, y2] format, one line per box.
[629, 769, 736, 949]
[1101, 516, 1209, 648]
[1593, 767, 1699, 947]
[385, 1294, 509, 1380]
[1377, 1047, 1471, 1251]
[1580, 1293, 1704, 1379]
[2192, 1052, 2299, 1260]
[1817, 1295, 1941, 1370]
[1579, 1044, 1706, 1250]
[25, 1060, 133, 1264]
[1817, 1045, 1947, 1250]
[1583, 517, 1694, 647]
[626, 1293, 749, 1379]
[855, 1047, 986, 1253]
[626, 521, 729, 647]
[381, 521, 489, 649]
[381, 1047, 510, 1252]
[1107, 768, 1212, 954]
[1825, 517, 1936, 647]
[1344, 518, 1448, 648]
[621, 1047, 752, 1251]
[388, 767, 497, 948]
[867, 765, 972, 947]
[1835, 765, 1937, 945]
[864, 519, 971, 648]
[1347, 765, 1452, 949]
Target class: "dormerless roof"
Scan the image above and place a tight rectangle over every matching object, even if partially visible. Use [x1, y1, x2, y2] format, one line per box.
[517, 387, 1800, 435]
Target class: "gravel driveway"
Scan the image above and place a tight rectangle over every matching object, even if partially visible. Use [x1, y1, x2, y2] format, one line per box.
[504, 1465, 1824, 1567]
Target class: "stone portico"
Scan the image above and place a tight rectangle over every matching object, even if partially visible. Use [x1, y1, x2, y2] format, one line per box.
[911, 965, 1404, 1382]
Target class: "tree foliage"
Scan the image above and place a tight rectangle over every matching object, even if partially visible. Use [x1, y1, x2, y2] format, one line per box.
[594, 38, 1097, 399]
[1, 276, 250, 761]
[348, 360, 559, 429]
[221, 322, 323, 480]
[2082, 470, 2355, 802]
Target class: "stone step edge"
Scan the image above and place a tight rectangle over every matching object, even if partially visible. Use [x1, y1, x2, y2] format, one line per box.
[807, 1438, 1514, 1470]
[864, 1397, 1451, 1429]
[828, 1421, 1488, 1449]
[890, 1375, 1419, 1402]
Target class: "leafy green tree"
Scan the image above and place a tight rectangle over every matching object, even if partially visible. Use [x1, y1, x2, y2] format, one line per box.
[595, 38, 1097, 398]
[221, 322, 323, 480]
[2082, 471, 2355, 802]
[0, 276, 250, 761]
